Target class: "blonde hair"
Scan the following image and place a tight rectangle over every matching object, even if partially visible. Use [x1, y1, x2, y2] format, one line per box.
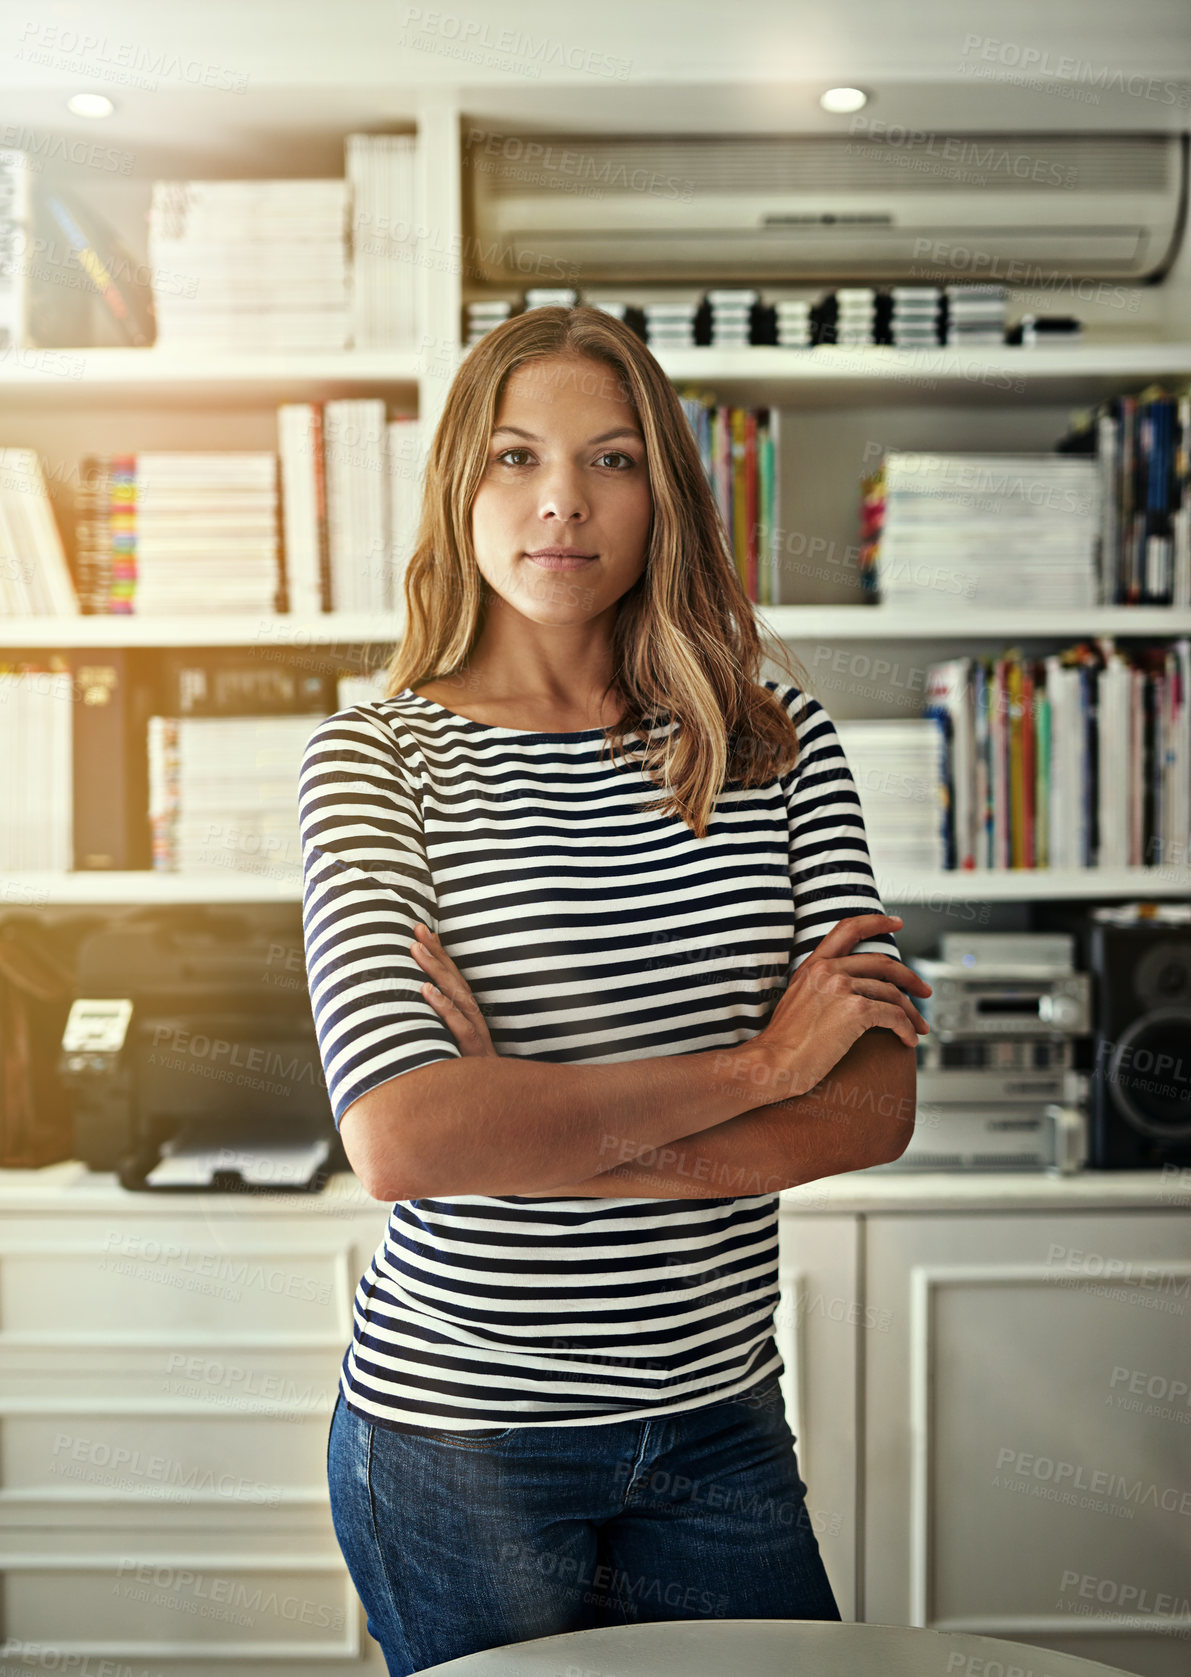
[381, 304, 812, 840]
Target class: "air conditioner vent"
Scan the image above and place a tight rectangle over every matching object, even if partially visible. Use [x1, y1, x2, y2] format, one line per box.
[475, 133, 1175, 196]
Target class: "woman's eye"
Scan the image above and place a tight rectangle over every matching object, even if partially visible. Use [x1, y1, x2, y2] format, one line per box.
[493, 447, 636, 470]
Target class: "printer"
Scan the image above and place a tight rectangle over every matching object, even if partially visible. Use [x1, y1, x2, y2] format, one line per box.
[57, 908, 346, 1193]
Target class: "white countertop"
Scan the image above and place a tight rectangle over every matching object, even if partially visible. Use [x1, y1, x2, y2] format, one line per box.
[0, 1161, 1187, 1215]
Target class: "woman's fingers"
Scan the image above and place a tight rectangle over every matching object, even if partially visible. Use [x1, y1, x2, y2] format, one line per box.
[849, 976, 930, 1038]
[828, 951, 933, 997]
[409, 924, 496, 1055]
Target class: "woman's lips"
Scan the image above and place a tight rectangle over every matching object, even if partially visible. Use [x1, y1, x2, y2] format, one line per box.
[524, 552, 598, 571]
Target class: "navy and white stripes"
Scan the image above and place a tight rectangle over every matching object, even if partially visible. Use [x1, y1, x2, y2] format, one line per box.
[299, 679, 897, 1431]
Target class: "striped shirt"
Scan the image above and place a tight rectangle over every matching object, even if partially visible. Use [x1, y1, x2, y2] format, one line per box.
[298, 677, 899, 1432]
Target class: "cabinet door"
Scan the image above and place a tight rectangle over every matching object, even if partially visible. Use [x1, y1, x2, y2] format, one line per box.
[863, 1209, 1191, 1677]
[777, 1212, 862, 1621]
[0, 1198, 393, 1674]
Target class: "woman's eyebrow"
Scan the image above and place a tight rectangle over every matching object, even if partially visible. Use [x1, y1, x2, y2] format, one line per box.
[490, 424, 645, 445]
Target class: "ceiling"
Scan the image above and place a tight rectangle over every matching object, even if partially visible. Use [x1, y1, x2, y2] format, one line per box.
[1, 0, 1189, 175]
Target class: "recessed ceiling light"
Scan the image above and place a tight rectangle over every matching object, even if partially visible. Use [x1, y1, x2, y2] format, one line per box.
[820, 87, 868, 114]
[66, 93, 115, 118]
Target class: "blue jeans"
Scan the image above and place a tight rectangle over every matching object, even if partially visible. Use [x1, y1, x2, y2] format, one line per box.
[326, 1374, 841, 1675]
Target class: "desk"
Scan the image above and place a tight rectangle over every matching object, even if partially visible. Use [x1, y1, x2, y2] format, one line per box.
[415, 1618, 1141, 1675]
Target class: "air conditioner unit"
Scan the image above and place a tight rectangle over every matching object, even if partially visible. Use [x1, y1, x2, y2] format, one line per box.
[466, 131, 1187, 285]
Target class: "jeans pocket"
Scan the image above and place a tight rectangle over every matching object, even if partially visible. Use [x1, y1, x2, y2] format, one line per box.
[410, 1424, 520, 1448]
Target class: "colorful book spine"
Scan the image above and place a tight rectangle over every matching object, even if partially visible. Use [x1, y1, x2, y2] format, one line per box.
[108, 455, 137, 614]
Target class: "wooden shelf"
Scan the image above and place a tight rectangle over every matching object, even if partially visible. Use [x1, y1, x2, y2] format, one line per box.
[3, 606, 1190, 649]
[3, 865, 1188, 906]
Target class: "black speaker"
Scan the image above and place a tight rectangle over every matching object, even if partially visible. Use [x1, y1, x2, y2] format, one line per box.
[1089, 921, 1191, 1168]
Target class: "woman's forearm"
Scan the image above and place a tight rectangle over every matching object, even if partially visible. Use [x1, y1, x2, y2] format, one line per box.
[518, 1031, 918, 1200]
[349, 1036, 792, 1201]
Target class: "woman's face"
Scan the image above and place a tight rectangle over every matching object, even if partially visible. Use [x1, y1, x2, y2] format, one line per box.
[470, 352, 653, 628]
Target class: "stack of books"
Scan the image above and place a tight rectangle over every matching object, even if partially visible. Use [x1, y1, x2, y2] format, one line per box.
[345, 133, 418, 348]
[148, 179, 351, 350]
[859, 451, 1100, 610]
[133, 453, 279, 616]
[465, 300, 513, 345]
[889, 286, 942, 348]
[147, 713, 315, 878]
[0, 150, 33, 351]
[924, 639, 1191, 871]
[78, 452, 280, 616]
[943, 285, 1007, 347]
[774, 299, 814, 347]
[0, 450, 79, 613]
[1059, 386, 1191, 606]
[678, 392, 780, 604]
[644, 301, 699, 349]
[707, 289, 758, 346]
[0, 663, 73, 869]
[277, 402, 421, 614]
[833, 718, 950, 872]
[525, 287, 579, 309]
[832, 288, 878, 347]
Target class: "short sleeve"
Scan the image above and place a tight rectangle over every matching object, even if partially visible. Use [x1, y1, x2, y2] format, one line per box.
[774, 683, 902, 974]
[298, 705, 460, 1130]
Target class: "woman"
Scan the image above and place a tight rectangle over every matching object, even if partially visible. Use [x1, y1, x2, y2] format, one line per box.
[298, 305, 931, 1674]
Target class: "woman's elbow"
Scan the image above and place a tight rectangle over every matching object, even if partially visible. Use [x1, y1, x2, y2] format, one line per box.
[868, 1034, 918, 1163]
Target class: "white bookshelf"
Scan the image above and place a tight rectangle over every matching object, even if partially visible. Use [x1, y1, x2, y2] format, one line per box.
[652, 341, 1191, 408]
[0, 348, 422, 406]
[1, 91, 1188, 906]
[4, 864, 1189, 906]
[2, 605, 1191, 648]
[4, 342, 1190, 407]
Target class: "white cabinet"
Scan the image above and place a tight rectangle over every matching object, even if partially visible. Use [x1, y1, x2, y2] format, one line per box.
[860, 1208, 1191, 1677]
[775, 1211, 863, 1620]
[4, 1170, 1191, 1677]
[0, 1175, 392, 1673]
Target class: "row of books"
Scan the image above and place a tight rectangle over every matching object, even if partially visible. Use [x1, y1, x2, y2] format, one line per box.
[8, 410, 423, 616]
[277, 404, 422, 615]
[859, 452, 1103, 611]
[1, 137, 419, 354]
[462, 285, 1011, 350]
[0, 654, 390, 873]
[1058, 387, 1191, 607]
[0, 666, 73, 871]
[0, 451, 80, 614]
[2, 638, 1190, 881]
[835, 719, 950, 873]
[678, 394, 780, 605]
[922, 639, 1191, 871]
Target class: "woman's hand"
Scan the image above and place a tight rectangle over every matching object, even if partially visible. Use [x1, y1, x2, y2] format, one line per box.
[409, 922, 498, 1057]
[753, 912, 932, 1098]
